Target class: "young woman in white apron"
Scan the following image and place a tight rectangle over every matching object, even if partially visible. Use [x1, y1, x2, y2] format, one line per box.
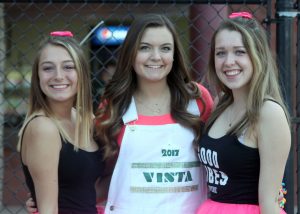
[95, 14, 214, 214]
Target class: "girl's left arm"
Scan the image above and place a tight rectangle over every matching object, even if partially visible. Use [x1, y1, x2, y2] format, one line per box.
[258, 100, 291, 214]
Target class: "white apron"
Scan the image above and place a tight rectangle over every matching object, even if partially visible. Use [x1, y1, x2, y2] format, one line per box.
[105, 98, 207, 214]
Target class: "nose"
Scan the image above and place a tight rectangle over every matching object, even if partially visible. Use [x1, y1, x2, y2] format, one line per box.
[224, 53, 235, 66]
[54, 68, 64, 80]
[150, 49, 161, 61]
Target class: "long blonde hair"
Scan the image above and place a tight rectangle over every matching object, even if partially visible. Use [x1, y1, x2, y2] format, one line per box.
[205, 16, 290, 135]
[18, 35, 93, 150]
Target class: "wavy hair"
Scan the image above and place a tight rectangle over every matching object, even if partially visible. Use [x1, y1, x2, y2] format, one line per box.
[95, 14, 206, 158]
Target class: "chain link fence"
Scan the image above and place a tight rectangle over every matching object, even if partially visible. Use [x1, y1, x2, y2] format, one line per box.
[0, 1, 297, 213]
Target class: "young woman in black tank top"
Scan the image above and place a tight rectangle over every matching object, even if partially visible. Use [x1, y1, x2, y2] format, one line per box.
[196, 12, 290, 214]
[18, 32, 105, 214]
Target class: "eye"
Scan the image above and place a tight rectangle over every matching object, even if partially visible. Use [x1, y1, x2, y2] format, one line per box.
[235, 49, 246, 56]
[42, 66, 54, 72]
[64, 64, 75, 71]
[139, 45, 150, 51]
[161, 46, 172, 52]
[215, 51, 226, 57]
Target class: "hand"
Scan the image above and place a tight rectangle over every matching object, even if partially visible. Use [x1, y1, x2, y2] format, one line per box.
[25, 193, 37, 214]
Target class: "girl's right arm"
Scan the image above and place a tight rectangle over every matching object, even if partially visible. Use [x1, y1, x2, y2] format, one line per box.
[22, 117, 61, 214]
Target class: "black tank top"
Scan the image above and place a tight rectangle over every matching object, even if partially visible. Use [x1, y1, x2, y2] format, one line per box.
[21, 117, 105, 214]
[198, 134, 259, 204]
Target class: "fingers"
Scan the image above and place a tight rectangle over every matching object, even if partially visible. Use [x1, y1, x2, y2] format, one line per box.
[25, 197, 37, 213]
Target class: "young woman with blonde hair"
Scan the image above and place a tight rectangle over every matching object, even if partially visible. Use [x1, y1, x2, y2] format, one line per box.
[196, 12, 290, 214]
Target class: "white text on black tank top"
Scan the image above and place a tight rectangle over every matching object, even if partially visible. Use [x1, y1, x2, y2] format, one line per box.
[198, 147, 228, 193]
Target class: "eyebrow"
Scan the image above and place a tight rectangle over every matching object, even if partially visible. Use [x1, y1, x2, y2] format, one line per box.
[140, 42, 173, 46]
[215, 46, 245, 50]
[40, 60, 74, 65]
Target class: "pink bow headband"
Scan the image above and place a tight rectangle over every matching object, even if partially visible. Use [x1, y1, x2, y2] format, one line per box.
[229, 12, 253, 19]
[49, 20, 104, 46]
[50, 31, 74, 37]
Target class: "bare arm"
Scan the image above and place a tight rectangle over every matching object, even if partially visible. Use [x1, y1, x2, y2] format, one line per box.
[258, 101, 291, 214]
[22, 117, 61, 214]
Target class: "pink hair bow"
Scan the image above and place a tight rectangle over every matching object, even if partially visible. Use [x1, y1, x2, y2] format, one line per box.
[50, 31, 74, 37]
[229, 12, 253, 19]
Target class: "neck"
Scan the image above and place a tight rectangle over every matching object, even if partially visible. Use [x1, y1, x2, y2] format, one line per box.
[231, 85, 249, 105]
[134, 83, 171, 115]
[231, 90, 248, 110]
[136, 81, 170, 99]
[48, 101, 74, 121]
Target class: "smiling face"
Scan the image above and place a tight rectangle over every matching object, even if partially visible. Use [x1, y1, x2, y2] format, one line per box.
[133, 26, 174, 84]
[214, 29, 253, 93]
[38, 44, 78, 105]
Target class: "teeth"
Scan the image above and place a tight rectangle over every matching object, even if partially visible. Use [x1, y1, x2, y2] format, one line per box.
[146, 65, 162, 69]
[52, 85, 68, 89]
[225, 70, 240, 76]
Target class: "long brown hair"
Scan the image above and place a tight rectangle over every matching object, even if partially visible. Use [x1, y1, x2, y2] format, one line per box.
[95, 14, 206, 158]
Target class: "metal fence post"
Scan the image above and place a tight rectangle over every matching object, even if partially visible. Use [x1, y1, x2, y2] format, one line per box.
[296, 0, 300, 213]
[0, 3, 4, 210]
[276, 0, 295, 213]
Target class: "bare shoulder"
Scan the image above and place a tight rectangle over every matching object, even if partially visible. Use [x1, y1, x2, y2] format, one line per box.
[23, 116, 61, 149]
[259, 100, 288, 123]
[258, 100, 290, 146]
[22, 116, 62, 165]
[26, 116, 59, 138]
